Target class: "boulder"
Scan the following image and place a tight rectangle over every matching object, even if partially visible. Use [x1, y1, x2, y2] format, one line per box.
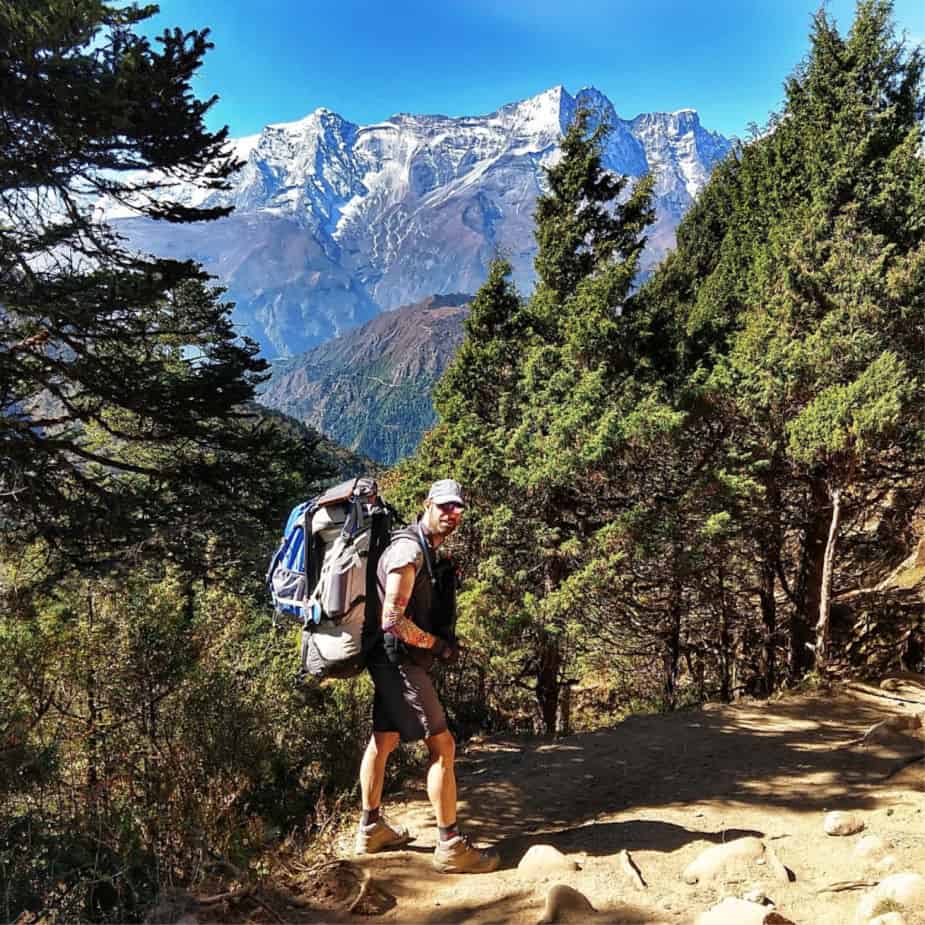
[682, 837, 766, 884]
[742, 889, 770, 905]
[855, 873, 925, 924]
[875, 873, 925, 908]
[824, 811, 865, 836]
[855, 835, 889, 860]
[537, 884, 595, 924]
[866, 914, 906, 925]
[696, 897, 795, 925]
[518, 845, 580, 880]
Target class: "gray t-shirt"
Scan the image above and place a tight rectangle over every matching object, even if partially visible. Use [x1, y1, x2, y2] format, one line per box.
[377, 528, 436, 667]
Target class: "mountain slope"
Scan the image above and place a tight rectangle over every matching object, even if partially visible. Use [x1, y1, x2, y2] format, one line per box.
[259, 295, 470, 464]
[107, 85, 732, 358]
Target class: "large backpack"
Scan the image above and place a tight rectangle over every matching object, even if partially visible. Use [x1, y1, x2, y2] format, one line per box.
[266, 476, 395, 680]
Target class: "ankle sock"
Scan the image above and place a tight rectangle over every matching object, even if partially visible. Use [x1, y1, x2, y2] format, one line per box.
[361, 807, 380, 826]
[438, 822, 459, 842]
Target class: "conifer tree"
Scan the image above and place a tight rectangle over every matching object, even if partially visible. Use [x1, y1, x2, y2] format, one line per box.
[652, 0, 925, 678]
[0, 1, 317, 568]
[401, 112, 655, 731]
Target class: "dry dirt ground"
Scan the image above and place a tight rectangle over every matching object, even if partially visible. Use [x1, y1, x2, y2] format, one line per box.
[180, 682, 925, 925]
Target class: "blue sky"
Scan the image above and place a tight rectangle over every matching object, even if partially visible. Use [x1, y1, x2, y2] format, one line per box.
[145, 0, 925, 139]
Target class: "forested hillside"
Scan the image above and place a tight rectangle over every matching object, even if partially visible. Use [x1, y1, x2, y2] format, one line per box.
[0, 4, 336, 920]
[1, 1, 922, 922]
[260, 295, 470, 464]
[391, 0, 925, 734]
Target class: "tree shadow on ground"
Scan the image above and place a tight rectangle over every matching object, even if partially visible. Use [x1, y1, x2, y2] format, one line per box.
[452, 691, 920, 844]
[496, 820, 763, 868]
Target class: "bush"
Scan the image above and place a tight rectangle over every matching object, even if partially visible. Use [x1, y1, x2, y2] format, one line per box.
[0, 566, 377, 922]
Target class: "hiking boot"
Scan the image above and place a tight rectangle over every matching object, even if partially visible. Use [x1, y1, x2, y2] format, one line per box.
[432, 834, 500, 874]
[354, 815, 412, 854]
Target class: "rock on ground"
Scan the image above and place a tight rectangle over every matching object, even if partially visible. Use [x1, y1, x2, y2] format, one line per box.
[855, 835, 890, 860]
[855, 872, 925, 924]
[866, 913, 907, 925]
[696, 897, 795, 925]
[682, 837, 766, 884]
[518, 844, 580, 880]
[824, 811, 866, 836]
[536, 884, 594, 924]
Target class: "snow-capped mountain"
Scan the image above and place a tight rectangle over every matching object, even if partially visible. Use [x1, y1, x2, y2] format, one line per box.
[108, 85, 732, 358]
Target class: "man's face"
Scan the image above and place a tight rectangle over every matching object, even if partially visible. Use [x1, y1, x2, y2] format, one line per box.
[424, 498, 463, 538]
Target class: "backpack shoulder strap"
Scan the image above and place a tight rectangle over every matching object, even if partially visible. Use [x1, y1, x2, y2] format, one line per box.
[391, 522, 436, 585]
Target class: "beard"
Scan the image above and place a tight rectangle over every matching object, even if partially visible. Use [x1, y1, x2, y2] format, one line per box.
[435, 516, 459, 537]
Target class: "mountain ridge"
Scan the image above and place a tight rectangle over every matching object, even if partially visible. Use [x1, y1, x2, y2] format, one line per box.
[259, 294, 471, 463]
[106, 85, 732, 358]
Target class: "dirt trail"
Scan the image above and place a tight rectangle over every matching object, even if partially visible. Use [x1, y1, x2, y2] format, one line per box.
[196, 684, 925, 924]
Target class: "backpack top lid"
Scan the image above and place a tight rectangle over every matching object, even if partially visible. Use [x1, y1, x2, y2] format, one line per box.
[315, 476, 378, 509]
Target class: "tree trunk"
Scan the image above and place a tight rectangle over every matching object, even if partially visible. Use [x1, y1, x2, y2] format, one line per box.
[663, 578, 683, 709]
[793, 476, 830, 678]
[814, 485, 842, 672]
[556, 681, 574, 737]
[757, 559, 776, 696]
[85, 584, 100, 819]
[536, 634, 561, 735]
[759, 468, 785, 695]
[535, 554, 564, 735]
[718, 566, 732, 702]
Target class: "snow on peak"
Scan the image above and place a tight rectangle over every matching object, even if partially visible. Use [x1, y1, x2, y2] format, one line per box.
[632, 109, 702, 134]
[226, 133, 260, 163]
[265, 107, 354, 136]
[575, 86, 618, 118]
[97, 86, 731, 252]
[498, 85, 576, 136]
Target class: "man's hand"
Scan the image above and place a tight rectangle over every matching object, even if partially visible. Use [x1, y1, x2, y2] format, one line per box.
[432, 638, 463, 664]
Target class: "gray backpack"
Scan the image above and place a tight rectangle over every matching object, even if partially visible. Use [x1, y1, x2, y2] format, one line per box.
[268, 477, 395, 679]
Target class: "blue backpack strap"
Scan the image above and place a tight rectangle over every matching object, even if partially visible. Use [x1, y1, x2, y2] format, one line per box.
[265, 530, 293, 589]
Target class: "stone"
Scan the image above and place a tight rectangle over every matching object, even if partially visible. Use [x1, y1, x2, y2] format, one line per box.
[682, 837, 766, 884]
[876, 855, 898, 872]
[764, 845, 794, 883]
[866, 914, 906, 925]
[855, 873, 925, 924]
[537, 884, 595, 924]
[696, 897, 795, 925]
[743, 889, 770, 905]
[824, 811, 865, 836]
[518, 845, 580, 880]
[875, 873, 925, 908]
[855, 835, 889, 859]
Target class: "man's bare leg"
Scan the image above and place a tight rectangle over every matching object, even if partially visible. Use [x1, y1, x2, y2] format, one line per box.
[427, 729, 499, 873]
[425, 730, 457, 826]
[356, 731, 410, 854]
[360, 731, 399, 810]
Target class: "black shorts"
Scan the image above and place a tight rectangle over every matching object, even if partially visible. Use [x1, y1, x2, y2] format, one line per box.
[368, 656, 447, 742]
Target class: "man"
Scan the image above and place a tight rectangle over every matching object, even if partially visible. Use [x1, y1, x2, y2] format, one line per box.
[355, 479, 499, 874]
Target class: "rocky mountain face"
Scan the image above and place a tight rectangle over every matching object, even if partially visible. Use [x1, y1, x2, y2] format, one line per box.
[258, 295, 469, 464]
[107, 85, 732, 358]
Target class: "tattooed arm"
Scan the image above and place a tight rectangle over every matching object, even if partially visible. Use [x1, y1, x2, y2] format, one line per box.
[381, 564, 444, 652]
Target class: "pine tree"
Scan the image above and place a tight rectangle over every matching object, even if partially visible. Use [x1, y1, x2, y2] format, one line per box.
[400, 112, 656, 731]
[651, 0, 925, 678]
[0, 1, 318, 568]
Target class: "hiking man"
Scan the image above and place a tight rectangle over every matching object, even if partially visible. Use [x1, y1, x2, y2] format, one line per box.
[355, 479, 500, 874]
